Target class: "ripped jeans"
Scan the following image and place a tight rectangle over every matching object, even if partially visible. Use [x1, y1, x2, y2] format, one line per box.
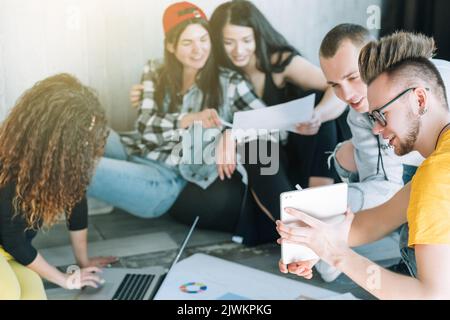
[87, 130, 187, 218]
[328, 142, 403, 212]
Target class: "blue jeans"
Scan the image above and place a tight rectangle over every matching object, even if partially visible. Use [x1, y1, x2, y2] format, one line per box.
[87, 130, 187, 218]
[399, 224, 417, 278]
[403, 165, 418, 184]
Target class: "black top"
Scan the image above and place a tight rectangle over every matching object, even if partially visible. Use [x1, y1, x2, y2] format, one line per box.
[261, 52, 314, 106]
[0, 181, 88, 265]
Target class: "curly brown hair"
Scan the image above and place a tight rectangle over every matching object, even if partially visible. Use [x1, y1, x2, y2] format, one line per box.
[0, 73, 109, 229]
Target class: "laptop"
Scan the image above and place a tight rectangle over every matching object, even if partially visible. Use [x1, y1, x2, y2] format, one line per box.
[75, 216, 199, 300]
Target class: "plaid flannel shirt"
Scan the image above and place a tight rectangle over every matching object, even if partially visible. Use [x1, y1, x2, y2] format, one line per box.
[121, 59, 265, 168]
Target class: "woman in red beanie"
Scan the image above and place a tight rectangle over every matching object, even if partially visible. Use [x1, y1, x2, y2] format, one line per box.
[91, 2, 269, 243]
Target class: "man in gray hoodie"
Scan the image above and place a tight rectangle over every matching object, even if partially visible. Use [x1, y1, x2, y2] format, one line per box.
[320, 24, 405, 213]
[313, 24, 405, 282]
[278, 26, 450, 284]
[278, 31, 450, 299]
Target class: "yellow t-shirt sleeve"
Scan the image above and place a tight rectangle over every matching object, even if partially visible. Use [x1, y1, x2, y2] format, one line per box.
[407, 154, 450, 247]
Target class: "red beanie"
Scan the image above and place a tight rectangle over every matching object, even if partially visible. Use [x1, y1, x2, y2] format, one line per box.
[163, 2, 208, 35]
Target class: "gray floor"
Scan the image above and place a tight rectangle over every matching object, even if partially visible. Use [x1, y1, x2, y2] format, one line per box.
[36, 208, 402, 300]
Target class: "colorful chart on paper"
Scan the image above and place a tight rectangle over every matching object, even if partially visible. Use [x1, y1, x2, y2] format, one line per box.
[179, 282, 208, 294]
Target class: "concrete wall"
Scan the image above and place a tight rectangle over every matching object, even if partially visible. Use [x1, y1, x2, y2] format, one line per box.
[0, 0, 382, 130]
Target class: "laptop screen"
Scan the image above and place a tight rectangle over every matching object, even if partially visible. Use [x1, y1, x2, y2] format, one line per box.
[166, 216, 199, 275]
[149, 216, 199, 300]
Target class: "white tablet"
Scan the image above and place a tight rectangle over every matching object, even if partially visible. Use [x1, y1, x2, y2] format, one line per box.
[280, 183, 348, 264]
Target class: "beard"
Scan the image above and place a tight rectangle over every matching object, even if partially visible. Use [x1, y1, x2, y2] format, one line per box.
[395, 111, 421, 156]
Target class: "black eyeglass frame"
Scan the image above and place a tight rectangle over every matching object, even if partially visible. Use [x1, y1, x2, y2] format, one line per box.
[368, 87, 430, 126]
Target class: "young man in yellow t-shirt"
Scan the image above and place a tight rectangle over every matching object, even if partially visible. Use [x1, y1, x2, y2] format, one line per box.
[277, 32, 450, 299]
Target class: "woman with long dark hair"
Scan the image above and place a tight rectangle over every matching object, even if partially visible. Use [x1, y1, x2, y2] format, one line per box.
[205, 0, 349, 243]
[90, 2, 267, 235]
[0, 74, 115, 299]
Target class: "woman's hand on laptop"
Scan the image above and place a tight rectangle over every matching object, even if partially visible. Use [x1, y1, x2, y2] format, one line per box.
[278, 259, 318, 279]
[276, 207, 354, 267]
[63, 266, 105, 290]
[81, 256, 119, 268]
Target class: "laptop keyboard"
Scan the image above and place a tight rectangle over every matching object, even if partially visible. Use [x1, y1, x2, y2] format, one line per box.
[112, 274, 156, 300]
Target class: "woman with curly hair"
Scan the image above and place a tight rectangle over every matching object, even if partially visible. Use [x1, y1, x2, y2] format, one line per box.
[0, 73, 117, 299]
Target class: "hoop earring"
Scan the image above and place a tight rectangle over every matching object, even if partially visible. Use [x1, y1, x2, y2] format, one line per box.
[419, 107, 428, 116]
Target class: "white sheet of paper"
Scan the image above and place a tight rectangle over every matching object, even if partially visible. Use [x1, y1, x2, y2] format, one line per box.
[155, 253, 338, 300]
[232, 94, 315, 132]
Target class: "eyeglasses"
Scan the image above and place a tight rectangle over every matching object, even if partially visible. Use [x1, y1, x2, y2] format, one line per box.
[368, 87, 429, 127]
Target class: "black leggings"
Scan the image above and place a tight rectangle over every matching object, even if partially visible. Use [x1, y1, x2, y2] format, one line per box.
[169, 120, 345, 244]
[241, 140, 292, 220]
[238, 140, 292, 245]
[168, 173, 246, 233]
[285, 120, 340, 188]
[168, 141, 291, 245]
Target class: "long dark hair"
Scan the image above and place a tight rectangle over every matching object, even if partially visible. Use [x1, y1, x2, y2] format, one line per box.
[210, 0, 299, 74]
[154, 19, 222, 113]
[0, 74, 108, 229]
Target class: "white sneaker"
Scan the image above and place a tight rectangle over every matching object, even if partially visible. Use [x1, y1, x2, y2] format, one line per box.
[315, 260, 342, 283]
[87, 197, 114, 215]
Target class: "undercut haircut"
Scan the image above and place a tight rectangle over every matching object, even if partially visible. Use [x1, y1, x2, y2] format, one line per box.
[359, 31, 448, 107]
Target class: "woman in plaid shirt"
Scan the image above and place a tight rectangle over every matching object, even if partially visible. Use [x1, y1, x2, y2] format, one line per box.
[89, 2, 265, 234]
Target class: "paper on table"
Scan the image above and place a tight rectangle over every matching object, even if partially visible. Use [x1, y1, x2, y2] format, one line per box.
[155, 253, 337, 300]
[232, 94, 315, 132]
